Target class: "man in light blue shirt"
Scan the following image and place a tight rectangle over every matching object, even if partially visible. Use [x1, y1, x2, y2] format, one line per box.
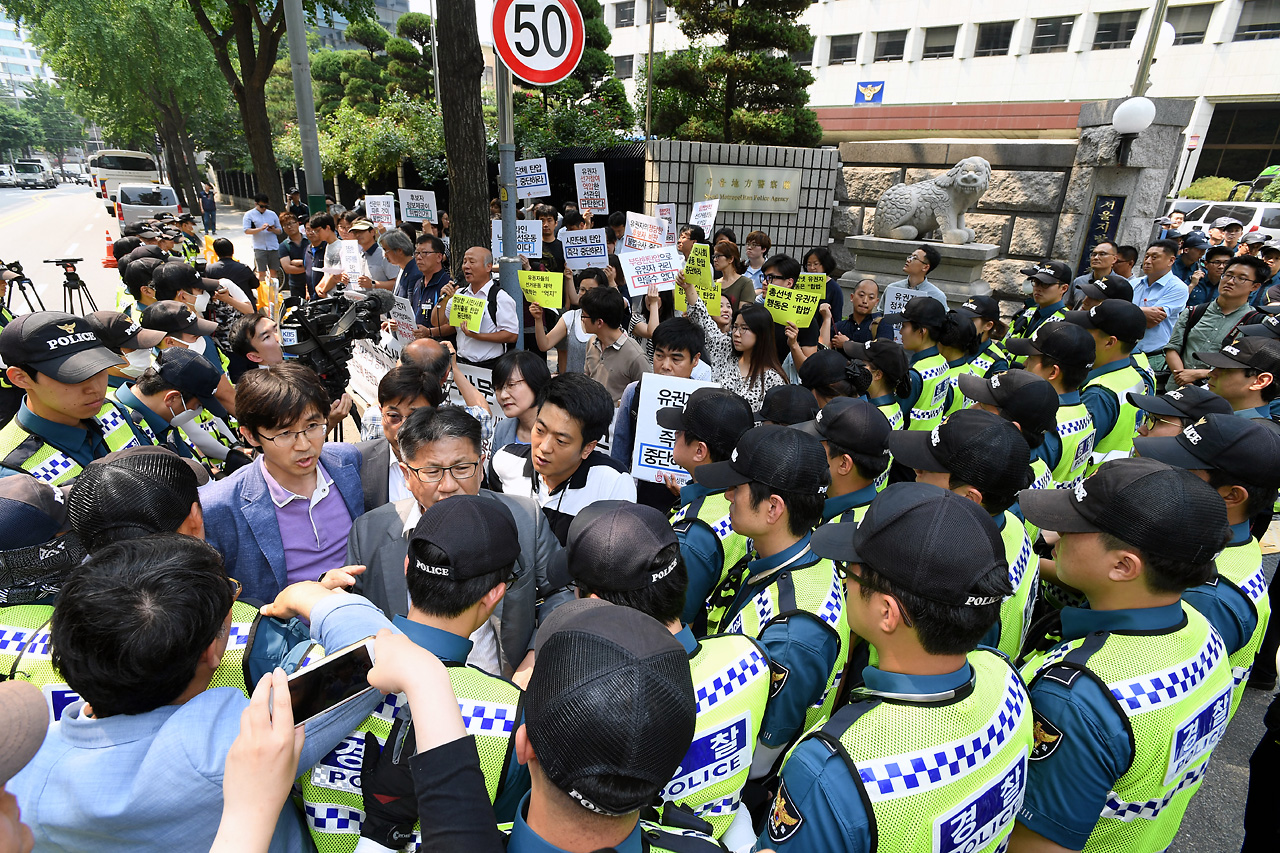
[879, 243, 948, 310]
[242, 192, 283, 287]
[1130, 238, 1189, 370]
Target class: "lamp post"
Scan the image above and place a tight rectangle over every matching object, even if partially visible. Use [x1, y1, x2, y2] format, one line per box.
[1112, 96, 1156, 167]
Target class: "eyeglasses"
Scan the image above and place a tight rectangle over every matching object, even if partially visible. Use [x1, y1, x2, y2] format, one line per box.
[228, 577, 242, 602]
[1089, 250, 1114, 257]
[731, 323, 753, 333]
[905, 254, 925, 263]
[382, 411, 407, 427]
[1143, 414, 1184, 431]
[403, 461, 480, 483]
[414, 250, 441, 258]
[258, 422, 326, 446]
[1221, 272, 1258, 284]
[836, 562, 914, 628]
[762, 273, 788, 283]
[500, 378, 528, 392]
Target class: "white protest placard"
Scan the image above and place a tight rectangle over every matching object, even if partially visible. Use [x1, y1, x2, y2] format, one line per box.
[689, 199, 719, 233]
[397, 189, 437, 223]
[656, 203, 677, 246]
[621, 211, 665, 253]
[491, 220, 542, 259]
[574, 162, 608, 215]
[347, 340, 397, 408]
[620, 246, 683, 293]
[630, 374, 715, 486]
[879, 284, 919, 344]
[562, 227, 608, 270]
[442, 362, 501, 411]
[339, 240, 364, 285]
[515, 157, 550, 199]
[387, 295, 417, 351]
[366, 196, 396, 228]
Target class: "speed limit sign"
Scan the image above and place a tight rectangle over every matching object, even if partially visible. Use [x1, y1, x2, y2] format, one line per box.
[493, 0, 585, 86]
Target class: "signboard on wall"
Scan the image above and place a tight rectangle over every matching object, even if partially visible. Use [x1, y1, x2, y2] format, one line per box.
[1077, 195, 1126, 276]
[692, 165, 803, 214]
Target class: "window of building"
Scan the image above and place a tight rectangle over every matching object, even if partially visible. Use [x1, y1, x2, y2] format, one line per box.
[0, 45, 23, 58]
[1166, 4, 1215, 44]
[922, 25, 958, 59]
[1093, 10, 1143, 49]
[874, 29, 907, 62]
[1030, 15, 1075, 53]
[614, 54, 634, 78]
[615, 1, 635, 28]
[647, 0, 666, 24]
[829, 33, 859, 63]
[1235, 0, 1280, 40]
[974, 21, 1015, 56]
[790, 44, 813, 66]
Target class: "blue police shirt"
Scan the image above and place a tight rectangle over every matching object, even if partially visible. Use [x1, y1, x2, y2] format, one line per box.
[755, 662, 975, 853]
[1025, 299, 1066, 338]
[674, 481, 737, 627]
[822, 483, 878, 524]
[0, 399, 148, 478]
[508, 792, 643, 853]
[1080, 359, 1137, 441]
[1018, 605, 1189, 848]
[899, 346, 941, 414]
[1181, 522, 1257, 656]
[114, 384, 193, 459]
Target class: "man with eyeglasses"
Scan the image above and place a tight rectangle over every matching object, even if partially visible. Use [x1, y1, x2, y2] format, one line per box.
[202, 362, 366, 602]
[355, 363, 442, 513]
[1188, 245, 1234, 307]
[346, 405, 567, 681]
[881, 244, 948, 311]
[1070, 240, 1119, 306]
[1163, 256, 1267, 392]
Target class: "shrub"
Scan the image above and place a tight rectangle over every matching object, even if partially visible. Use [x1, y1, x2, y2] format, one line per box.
[1179, 176, 1242, 201]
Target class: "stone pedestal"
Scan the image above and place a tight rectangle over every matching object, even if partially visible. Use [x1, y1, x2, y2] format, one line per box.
[839, 236, 1000, 306]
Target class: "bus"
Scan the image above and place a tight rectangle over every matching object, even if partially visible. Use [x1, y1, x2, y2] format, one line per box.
[93, 149, 159, 212]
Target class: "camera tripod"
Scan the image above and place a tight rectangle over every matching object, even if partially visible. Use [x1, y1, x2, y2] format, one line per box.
[44, 258, 97, 315]
[1, 261, 47, 315]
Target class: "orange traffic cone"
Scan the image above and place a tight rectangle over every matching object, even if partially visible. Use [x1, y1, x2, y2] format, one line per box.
[102, 229, 117, 269]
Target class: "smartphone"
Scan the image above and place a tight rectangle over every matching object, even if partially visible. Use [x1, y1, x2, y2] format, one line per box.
[283, 638, 377, 727]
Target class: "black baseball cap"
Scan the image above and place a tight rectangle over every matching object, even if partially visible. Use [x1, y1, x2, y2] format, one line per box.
[526, 600, 695, 816]
[1211, 217, 1244, 231]
[1064, 300, 1147, 346]
[69, 448, 207, 549]
[0, 477, 84, 603]
[1126, 386, 1232, 420]
[794, 397, 891, 456]
[408, 495, 520, 581]
[953, 295, 1001, 322]
[1018, 457, 1229, 563]
[654, 387, 754, 459]
[1134, 414, 1280, 488]
[694, 424, 829, 494]
[123, 256, 165, 290]
[882, 295, 947, 329]
[85, 310, 166, 353]
[811, 482, 1010, 606]
[153, 347, 229, 419]
[141, 301, 219, 338]
[176, 213, 196, 224]
[842, 339, 909, 386]
[1195, 336, 1280, 373]
[1006, 319, 1096, 366]
[1238, 314, 1280, 340]
[887, 408, 1032, 494]
[0, 477, 71, 549]
[0, 312, 125, 383]
[1021, 260, 1072, 286]
[112, 236, 142, 262]
[1242, 231, 1270, 246]
[152, 260, 218, 295]
[547, 501, 678, 591]
[957, 369, 1060, 436]
[759, 384, 819, 426]
[796, 348, 850, 390]
[1078, 274, 1134, 303]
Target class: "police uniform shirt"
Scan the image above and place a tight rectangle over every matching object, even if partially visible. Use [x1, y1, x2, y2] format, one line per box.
[821, 483, 877, 524]
[1181, 522, 1258, 657]
[2, 400, 150, 474]
[759, 662, 975, 852]
[1080, 360, 1136, 442]
[114, 384, 193, 459]
[1019, 299, 1067, 339]
[899, 346, 942, 414]
[674, 480, 736, 627]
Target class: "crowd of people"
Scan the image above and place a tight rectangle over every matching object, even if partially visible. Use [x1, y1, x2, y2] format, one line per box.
[0, 187, 1278, 853]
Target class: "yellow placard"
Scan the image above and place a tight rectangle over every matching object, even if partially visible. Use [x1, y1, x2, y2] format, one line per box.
[519, 270, 562, 309]
[449, 293, 486, 329]
[764, 284, 821, 327]
[796, 273, 827, 296]
[685, 244, 719, 307]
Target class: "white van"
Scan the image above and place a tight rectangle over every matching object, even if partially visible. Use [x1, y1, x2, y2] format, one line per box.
[116, 184, 181, 226]
[0, 165, 15, 188]
[95, 149, 160, 211]
[14, 160, 56, 190]
[1180, 201, 1280, 236]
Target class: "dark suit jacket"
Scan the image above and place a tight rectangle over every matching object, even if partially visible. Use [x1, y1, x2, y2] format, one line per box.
[345, 490, 568, 677]
[201, 443, 365, 602]
[356, 438, 391, 513]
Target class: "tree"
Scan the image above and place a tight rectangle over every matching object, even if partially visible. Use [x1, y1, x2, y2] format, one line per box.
[656, 0, 821, 147]
[19, 80, 84, 169]
[343, 16, 387, 60]
[0, 103, 41, 156]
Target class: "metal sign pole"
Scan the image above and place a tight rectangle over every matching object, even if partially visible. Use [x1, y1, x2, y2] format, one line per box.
[496, 59, 524, 350]
[283, 0, 325, 214]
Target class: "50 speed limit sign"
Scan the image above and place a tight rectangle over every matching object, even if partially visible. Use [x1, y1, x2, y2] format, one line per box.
[493, 0, 585, 86]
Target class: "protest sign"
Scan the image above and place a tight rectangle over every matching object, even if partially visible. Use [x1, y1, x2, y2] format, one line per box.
[689, 199, 719, 233]
[443, 363, 501, 411]
[339, 240, 364, 285]
[764, 284, 820, 327]
[397, 189, 437, 223]
[387, 295, 417, 351]
[574, 162, 608, 214]
[881, 285, 918, 316]
[562, 228, 608, 270]
[655, 203, 677, 245]
[491, 220, 542, 259]
[621, 247, 683, 293]
[515, 157, 550, 199]
[676, 243, 717, 312]
[621, 211, 665, 253]
[519, 270, 562, 309]
[630, 374, 715, 486]
[365, 196, 396, 228]
[347, 340, 397, 408]
[449, 293, 486, 329]
[796, 273, 827, 297]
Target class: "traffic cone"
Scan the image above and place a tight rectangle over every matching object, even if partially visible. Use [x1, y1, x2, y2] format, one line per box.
[102, 229, 117, 269]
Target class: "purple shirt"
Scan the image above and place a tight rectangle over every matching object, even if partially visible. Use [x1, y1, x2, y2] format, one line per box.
[261, 459, 353, 585]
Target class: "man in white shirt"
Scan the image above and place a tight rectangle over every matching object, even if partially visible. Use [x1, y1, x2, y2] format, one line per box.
[434, 247, 519, 367]
[241, 193, 282, 287]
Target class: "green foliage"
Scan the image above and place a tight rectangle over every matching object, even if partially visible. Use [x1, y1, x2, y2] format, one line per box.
[512, 89, 628, 158]
[15, 80, 84, 159]
[395, 11, 434, 52]
[1259, 179, 1280, 203]
[344, 17, 388, 60]
[1179, 176, 1243, 201]
[0, 102, 42, 153]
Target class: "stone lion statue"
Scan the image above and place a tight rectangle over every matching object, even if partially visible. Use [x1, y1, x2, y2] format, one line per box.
[873, 156, 992, 245]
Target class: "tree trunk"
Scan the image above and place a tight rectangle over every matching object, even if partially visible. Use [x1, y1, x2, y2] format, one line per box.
[435, 0, 489, 283]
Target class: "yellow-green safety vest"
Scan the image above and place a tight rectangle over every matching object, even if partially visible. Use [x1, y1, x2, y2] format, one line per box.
[1083, 361, 1148, 474]
[907, 352, 949, 432]
[1050, 400, 1096, 489]
[873, 397, 903, 492]
[0, 400, 147, 485]
[994, 511, 1037, 660]
[672, 490, 750, 629]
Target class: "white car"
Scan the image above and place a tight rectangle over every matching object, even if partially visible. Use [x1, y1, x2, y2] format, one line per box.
[1180, 201, 1280, 237]
[115, 183, 181, 226]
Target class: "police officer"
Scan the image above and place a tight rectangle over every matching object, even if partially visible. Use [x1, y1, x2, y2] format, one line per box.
[0, 312, 151, 485]
[84, 310, 167, 392]
[842, 339, 909, 434]
[1128, 385, 1233, 438]
[958, 368, 1061, 493]
[659, 387, 756, 630]
[693, 424, 850, 777]
[1134, 414, 1280, 719]
[1006, 260, 1072, 342]
[794, 396, 892, 519]
[885, 297, 951, 433]
[299, 495, 530, 852]
[888, 409, 1037, 659]
[1012, 459, 1234, 852]
[954, 293, 1011, 377]
[549, 501, 771, 846]
[111, 346, 232, 470]
[763, 483, 1032, 852]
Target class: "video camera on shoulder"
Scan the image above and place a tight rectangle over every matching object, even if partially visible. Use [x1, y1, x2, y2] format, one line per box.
[278, 289, 395, 401]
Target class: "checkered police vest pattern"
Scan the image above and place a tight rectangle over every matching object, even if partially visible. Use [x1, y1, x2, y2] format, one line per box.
[1083, 362, 1150, 475]
[0, 400, 145, 485]
[495, 820, 724, 853]
[1007, 307, 1065, 343]
[970, 340, 1011, 379]
[1191, 538, 1271, 720]
[943, 359, 981, 418]
[995, 513, 1038, 660]
[874, 401, 905, 492]
[672, 491, 750, 627]
[298, 661, 521, 853]
[1022, 605, 1234, 853]
[800, 651, 1033, 853]
[1051, 402, 1096, 490]
[908, 354, 950, 433]
[663, 633, 771, 838]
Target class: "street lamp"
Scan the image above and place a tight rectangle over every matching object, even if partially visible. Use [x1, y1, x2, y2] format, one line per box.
[1112, 96, 1156, 166]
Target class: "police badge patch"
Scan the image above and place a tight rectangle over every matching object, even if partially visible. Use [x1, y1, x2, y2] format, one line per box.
[767, 779, 804, 843]
[1030, 711, 1063, 761]
[769, 661, 790, 700]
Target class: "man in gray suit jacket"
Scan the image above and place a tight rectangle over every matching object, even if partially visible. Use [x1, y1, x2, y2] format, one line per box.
[355, 363, 442, 513]
[345, 405, 568, 679]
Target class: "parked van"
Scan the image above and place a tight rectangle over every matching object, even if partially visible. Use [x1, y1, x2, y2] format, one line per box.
[15, 160, 56, 190]
[1180, 201, 1280, 236]
[0, 165, 15, 188]
[116, 183, 181, 226]
[94, 149, 160, 211]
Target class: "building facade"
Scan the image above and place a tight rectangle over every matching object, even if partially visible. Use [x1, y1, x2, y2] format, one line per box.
[313, 0, 410, 50]
[0, 11, 54, 101]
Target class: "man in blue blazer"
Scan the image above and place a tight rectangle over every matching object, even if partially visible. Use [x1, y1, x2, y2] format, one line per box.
[201, 363, 365, 601]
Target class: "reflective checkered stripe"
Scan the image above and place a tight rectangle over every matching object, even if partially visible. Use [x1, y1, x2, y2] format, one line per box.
[664, 634, 771, 838]
[1023, 605, 1233, 853]
[1193, 538, 1271, 720]
[1084, 364, 1148, 474]
[1051, 402, 1096, 490]
[874, 401, 904, 491]
[808, 651, 1032, 853]
[970, 340, 1011, 378]
[995, 513, 1037, 660]
[908, 355, 950, 432]
[943, 361, 980, 418]
[0, 604, 81, 720]
[0, 400, 145, 485]
[1006, 307, 1065, 342]
[205, 602, 260, 698]
[297, 662, 521, 853]
[673, 491, 750, 628]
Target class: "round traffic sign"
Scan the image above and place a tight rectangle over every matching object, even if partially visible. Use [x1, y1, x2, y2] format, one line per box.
[492, 0, 585, 86]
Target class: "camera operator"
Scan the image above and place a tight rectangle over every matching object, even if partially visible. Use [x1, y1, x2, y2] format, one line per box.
[229, 312, 354, 429]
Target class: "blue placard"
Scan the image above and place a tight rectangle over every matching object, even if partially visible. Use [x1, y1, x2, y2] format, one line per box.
[855, 81, 885, 104]
[1078, 195, 1127, 275]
